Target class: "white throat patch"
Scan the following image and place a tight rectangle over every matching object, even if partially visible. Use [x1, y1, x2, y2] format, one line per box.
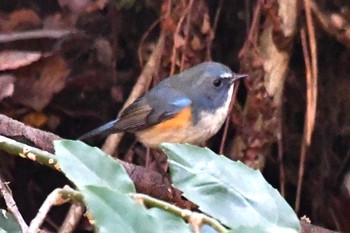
[194, 84, 234, 141]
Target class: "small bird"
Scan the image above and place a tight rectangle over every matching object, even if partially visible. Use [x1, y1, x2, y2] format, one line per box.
[79, 62, 247, 147]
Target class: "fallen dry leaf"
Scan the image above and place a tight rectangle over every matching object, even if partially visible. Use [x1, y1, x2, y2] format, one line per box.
[12, 56, 70, 111]
[58, 0, 92, 13]
[0, 29, 78, 43]
[174, 34, 185, 49]
[190, 36, 202, 50]
[201, 13, 211, 34]
[0, 9, 41, 32]
[21, 111, 48, 128]
[0, 74, 15, 100]
[0, 50, 42, 71]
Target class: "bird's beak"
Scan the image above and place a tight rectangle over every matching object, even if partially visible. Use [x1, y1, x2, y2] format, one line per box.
[229, 73, 248, 84]
[235, 73, 248, 80]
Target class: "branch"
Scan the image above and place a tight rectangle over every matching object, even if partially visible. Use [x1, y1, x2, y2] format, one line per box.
[0, 114, 60, 152]
[0, 114, 193, 209]
[0, 175, 28, 232]
[301, 220, 338, 233]
[0, 114, 342, 233]
[57, 202, 85, 233]
[27, 186, 82, 233]
[131, 193, 228, 233]
[101, 18, 165, 155]
[0, 135, 58, 169]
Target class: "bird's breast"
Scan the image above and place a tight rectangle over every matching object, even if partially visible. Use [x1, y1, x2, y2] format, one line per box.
[136, 87, 233, 147]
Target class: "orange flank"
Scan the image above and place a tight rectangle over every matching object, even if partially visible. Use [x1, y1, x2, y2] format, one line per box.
[153, 107, 192, 130]
[136, 106, 193, 147]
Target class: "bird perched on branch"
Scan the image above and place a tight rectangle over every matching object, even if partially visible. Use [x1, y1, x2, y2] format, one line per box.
[79, 62, 247, 147]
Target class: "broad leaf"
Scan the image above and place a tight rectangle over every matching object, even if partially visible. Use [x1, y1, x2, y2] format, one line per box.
[201, 224, 218, 233]
[54, 140, 135, 193]
[148, 208, 192, 233]
[81, 185, 159, 233]
[0, 210, 21, 233]
[55, 141, 193, 233]
[161, 143, 300, 233]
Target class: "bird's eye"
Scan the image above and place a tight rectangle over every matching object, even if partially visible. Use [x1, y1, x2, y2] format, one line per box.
[212, 78, 223, 88]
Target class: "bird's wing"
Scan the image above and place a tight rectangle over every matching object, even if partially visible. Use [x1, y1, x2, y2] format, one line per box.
[78, 87, 191, 140]
[114, 89, 192, 132]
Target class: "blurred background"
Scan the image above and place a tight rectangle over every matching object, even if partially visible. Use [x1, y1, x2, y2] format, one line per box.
[0, 0, 350, 232]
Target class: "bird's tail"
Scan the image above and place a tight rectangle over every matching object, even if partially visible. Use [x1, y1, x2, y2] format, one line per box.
[78, 119, 118, 140]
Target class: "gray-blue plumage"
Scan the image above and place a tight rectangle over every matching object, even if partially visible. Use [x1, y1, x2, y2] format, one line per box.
[79, 62, 247, 144]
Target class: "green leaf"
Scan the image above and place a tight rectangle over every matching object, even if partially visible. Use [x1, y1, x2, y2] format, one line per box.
[161, 143, 300, 233]
[81, 185, 160, 233]
[0, 210, 21, 233]
[148, 208, 192, 233]
[54, 140, 135, 193]
[83, 187, 193, 233]
[201, 224, 218, 233]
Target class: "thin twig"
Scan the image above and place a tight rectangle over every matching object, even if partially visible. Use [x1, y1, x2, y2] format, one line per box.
[244, 0, 251, 35]
[206, 0, 224, 59]
[130, 193, 229, 233]
[212, 0, 224, 39]
[101, 34, 165, 155]
[277, 129, 285, 196]
[58, 202, 85, 233]
[305, 0, 318, 147]
[295, 0, 318, 212]
[27, 186, 82, 233]
[219, 0, 255, 154]
[170, 2, 191, 75]
[219, 81, 241, 155]
[239, 1, 262, 58]
[335, 150, 350, 189]
[137, 19, 161, 67]
[221, 1, 260, 155]
[329, 207, 342, 232]
[0, 174, 28, 232]
[295, 26, 311, 213]
[180, 0, 194, 71]
[101, 0, 174, 155]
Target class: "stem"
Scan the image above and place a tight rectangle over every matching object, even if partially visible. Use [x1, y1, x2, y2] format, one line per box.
[27, 186, 82, 233]
[0, 135, 59, 170]
[130, 193, 229, 233]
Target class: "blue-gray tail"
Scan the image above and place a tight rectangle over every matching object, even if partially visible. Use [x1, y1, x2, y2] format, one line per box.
[78, 119, 118, 140]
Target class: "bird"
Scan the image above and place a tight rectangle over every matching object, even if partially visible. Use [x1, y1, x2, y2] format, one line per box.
[79, 62, 247, 147]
